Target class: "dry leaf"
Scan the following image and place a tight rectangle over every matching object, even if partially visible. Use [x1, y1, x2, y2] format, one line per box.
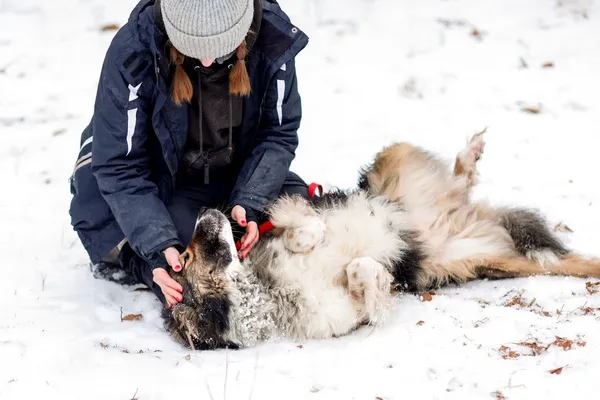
[554, 222, 573, 233]
[471, 28, 483, 40]
[519, 341, 546, 356]
[416, 320, 425, 326]
[185, 354, 191, 361]
[297, 345, 304, 349]
[122, 313, 143, 321]
[499, 345, 519, 359]
[505, 295, 524, 308]
[421, 291, 436, 302]
[100, 343, 108, 350]
[552, 336, 573, 351]
[376, 397, 384, 400]
[521, 105, 541, 114]
[542, 62, 554, 68]
[493, 391, 505, 400]
[549, 366, 564, 375]
[101, 24, 120, 32]
[121, 349, 130, 354]
[585, 281, 600, 295]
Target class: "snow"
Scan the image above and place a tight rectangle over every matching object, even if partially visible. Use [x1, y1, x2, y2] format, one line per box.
[1, 0, 599, 398]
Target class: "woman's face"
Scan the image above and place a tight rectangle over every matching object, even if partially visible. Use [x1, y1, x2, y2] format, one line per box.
[200, 58, 216, 67]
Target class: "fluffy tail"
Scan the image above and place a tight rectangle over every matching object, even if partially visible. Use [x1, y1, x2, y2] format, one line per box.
[500, 208, 568, 257]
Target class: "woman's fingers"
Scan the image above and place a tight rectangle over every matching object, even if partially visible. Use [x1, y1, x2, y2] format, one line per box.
[165, 275, 183, 294]
[154, 269, 183, 294]
[239, 222, 259, 258]
[163, 285, 183, 303]
[153, 268, 184, 307]
[163, 247, 182, 272]
[165, 293, 178, 308]
[231, 205, 247, 227]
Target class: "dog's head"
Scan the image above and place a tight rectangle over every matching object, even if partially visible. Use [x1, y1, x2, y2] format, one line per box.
[167, 208, 242, 350]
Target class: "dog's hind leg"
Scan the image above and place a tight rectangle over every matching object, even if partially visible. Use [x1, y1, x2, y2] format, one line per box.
[475, 255, 600, 280]
[453, 130, 486, 189]
[347, 257, 394, 324]
[418, 254, 600, 290]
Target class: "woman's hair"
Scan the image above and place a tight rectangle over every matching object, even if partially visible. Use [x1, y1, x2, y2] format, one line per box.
[169, 36, 252, 105]
[170, 44, 193, 105]
[229, 40, 251, 97]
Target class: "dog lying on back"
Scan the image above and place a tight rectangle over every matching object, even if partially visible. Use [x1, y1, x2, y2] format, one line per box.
[163, 133, 600, 350]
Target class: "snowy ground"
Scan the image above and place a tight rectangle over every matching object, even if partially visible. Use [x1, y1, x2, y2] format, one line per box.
[1, 0, 599, 398]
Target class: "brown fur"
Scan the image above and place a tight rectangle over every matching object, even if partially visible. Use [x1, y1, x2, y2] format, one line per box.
[163, 210, 238, 350]
[177, 245, 229, 298]
[364, 132, 600, 288]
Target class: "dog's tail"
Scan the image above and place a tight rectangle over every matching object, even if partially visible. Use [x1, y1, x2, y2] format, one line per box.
[474, 254, 600, 280]
[500, 207, 569, 258]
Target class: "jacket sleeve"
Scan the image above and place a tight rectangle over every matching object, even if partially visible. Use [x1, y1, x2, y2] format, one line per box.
[90, 49, 183, 268]
[229, 59, 302, 219]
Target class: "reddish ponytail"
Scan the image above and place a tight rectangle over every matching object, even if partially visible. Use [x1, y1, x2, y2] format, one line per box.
[169, 43, 193, 105]
[229, 39, 251, 97]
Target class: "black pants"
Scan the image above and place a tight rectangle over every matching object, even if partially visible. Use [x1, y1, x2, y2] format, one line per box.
[119, 171, 309, 303]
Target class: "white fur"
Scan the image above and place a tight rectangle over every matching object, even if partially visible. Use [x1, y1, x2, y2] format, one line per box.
[219, 193, 408, 347]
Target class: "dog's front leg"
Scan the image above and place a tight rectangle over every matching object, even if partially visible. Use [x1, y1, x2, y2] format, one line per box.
[282, 216, 326, 253]
[268, 195, 326, 253]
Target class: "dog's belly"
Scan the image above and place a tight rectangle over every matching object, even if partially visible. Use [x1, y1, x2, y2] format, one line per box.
[273, 251, 360, 340]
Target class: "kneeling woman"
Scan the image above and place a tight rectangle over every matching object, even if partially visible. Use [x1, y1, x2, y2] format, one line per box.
[68, 0, 310, 307]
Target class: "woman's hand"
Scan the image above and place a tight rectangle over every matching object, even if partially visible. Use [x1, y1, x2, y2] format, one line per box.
[231, 205, 259, 259]
[153, 246, 184, 308]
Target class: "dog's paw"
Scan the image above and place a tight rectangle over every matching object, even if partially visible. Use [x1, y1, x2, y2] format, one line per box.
[347, 257, 393, 324]
[283, 216, 326, 254]
[459, 131, 486, 168]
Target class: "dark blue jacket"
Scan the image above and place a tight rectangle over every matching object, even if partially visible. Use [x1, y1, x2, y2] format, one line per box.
[68, 0, 309, 268]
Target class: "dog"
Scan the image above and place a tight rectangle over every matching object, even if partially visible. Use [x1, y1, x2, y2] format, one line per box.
[163, 132, 600, 350]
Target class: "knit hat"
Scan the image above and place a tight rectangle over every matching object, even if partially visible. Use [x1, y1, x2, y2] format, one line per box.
[160, 0, 254, 60]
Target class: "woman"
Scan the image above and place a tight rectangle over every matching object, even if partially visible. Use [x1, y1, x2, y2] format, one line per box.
[68, 0, 310, 307]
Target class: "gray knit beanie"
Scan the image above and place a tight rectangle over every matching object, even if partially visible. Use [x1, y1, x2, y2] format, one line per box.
[161, 0, 254, 60]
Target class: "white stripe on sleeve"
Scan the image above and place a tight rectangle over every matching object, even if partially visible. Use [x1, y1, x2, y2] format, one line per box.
[126, 108, 138, 156]
[276, 79, 285, 125]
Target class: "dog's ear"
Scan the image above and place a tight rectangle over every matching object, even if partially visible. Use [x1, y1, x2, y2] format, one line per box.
[180, 249, 193, 269]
